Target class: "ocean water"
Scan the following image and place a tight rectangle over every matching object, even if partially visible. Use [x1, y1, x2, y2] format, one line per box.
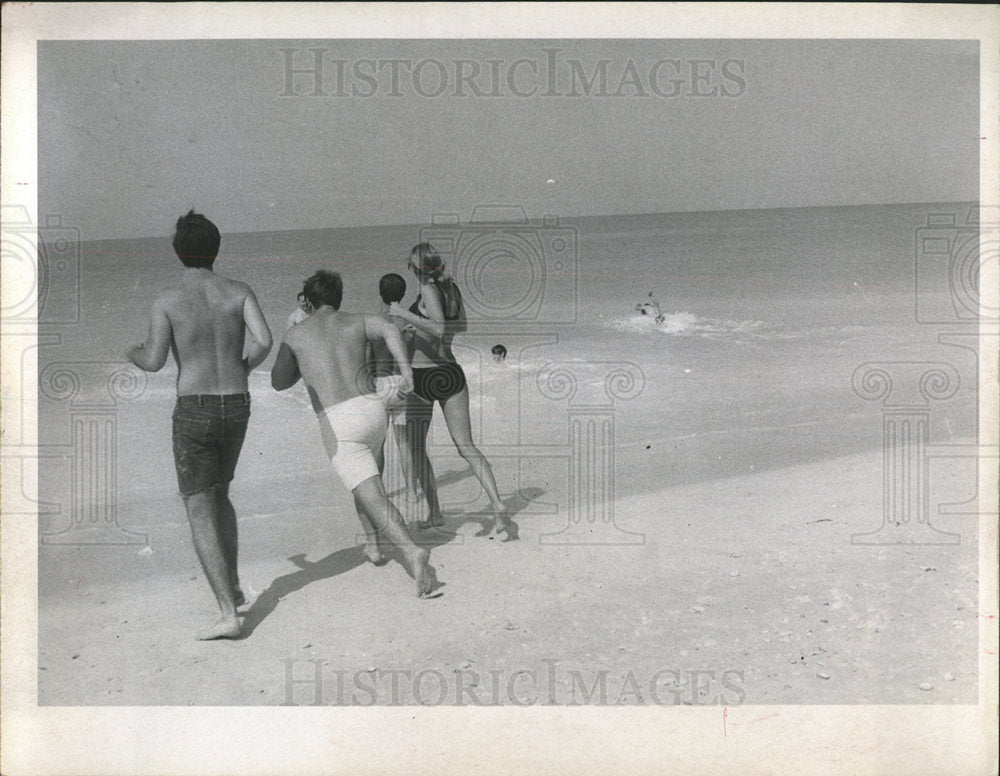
[38, 202, 979, 503]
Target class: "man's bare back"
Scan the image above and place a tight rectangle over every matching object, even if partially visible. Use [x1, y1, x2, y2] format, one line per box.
[277, 309, 410, 412]
[132, 268, 271, 394]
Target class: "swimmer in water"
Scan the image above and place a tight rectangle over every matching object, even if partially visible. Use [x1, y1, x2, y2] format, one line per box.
[635, 291, 666, 325]
[491, 344, 507, 363]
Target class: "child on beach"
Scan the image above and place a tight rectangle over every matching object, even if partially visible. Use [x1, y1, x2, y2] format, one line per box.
[369, 273, 431, 522]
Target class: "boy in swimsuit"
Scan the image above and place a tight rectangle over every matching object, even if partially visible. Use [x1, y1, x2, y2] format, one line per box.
[270, 270, 434, 597]
[368, 274, 428, 520]
[126, 211, 273, 640]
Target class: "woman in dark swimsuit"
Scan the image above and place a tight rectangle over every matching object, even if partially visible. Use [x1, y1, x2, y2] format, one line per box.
[389, 243, 508, 535]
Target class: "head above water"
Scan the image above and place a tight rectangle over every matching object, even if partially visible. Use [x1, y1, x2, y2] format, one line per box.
[379, 273, 406, 304]
[173, 210, 220, 269]
[302, 270, 344, 310]
[491, 344, 507, 362]
[408, 242, 445, 282]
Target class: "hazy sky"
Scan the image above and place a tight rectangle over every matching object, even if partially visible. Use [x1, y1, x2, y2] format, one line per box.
[38, 39, 979, 240]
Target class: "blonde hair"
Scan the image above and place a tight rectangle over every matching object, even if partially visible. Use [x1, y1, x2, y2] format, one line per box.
[409, 242, 446, 281]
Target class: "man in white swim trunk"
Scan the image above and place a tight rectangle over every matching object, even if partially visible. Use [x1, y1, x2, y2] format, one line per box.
[270, 270, 435, 598]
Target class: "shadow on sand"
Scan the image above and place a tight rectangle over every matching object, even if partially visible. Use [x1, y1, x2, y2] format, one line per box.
[237, 486, 545, 639]
[237, 546, 366, 639]
[408, 486, 546, 548]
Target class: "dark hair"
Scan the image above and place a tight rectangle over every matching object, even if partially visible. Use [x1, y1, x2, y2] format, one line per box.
[491, 344, 507, 357]
[172, 210, 220, 268]
[409, 242, 444, 281]
[379, 273, 406, 304]
[303, 270, 343, 310]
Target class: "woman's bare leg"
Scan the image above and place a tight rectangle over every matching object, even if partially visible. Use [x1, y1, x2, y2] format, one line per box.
[440, 387, 507, 532]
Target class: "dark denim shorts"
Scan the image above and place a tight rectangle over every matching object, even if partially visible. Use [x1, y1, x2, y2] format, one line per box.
[172, 393, 251, 497]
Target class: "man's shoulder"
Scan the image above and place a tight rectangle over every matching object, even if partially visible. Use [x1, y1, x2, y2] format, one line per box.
[335, 310, 368, 326]
[284, 316, 308, 342]
[358, 311, 386, 330]
[215, 274, 254, 298]
[153, 285, 184, 310]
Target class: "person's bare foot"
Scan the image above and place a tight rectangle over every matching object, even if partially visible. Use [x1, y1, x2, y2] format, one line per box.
[197, 615, 241, 640]
[363, 537, 385, 565]
[401, 546, 435, 597]
[418, 512, 445, 530]
[488, 506, 511, 538]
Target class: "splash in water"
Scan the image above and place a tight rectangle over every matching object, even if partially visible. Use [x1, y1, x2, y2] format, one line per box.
[635, 291, 666, 325]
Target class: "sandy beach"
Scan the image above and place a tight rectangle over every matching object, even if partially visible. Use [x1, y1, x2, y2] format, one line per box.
[39, 398, 979, 707]
[33, 203, 986, 712]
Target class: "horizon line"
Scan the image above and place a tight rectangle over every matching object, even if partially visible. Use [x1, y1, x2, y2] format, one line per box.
[72, 199, 980, 244]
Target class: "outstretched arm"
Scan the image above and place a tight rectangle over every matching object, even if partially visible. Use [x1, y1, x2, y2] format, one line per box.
[243, 288, 273, 370]
[126, 298, 172, 372]
[270, 342, 301, 391]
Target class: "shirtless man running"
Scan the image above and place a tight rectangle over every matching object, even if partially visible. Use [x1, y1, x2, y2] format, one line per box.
[127, 211, 272, 640]
[270, 270, 434, 597]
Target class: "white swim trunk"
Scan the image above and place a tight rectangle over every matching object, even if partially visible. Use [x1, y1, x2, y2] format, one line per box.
[316, 395, 389, 491]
